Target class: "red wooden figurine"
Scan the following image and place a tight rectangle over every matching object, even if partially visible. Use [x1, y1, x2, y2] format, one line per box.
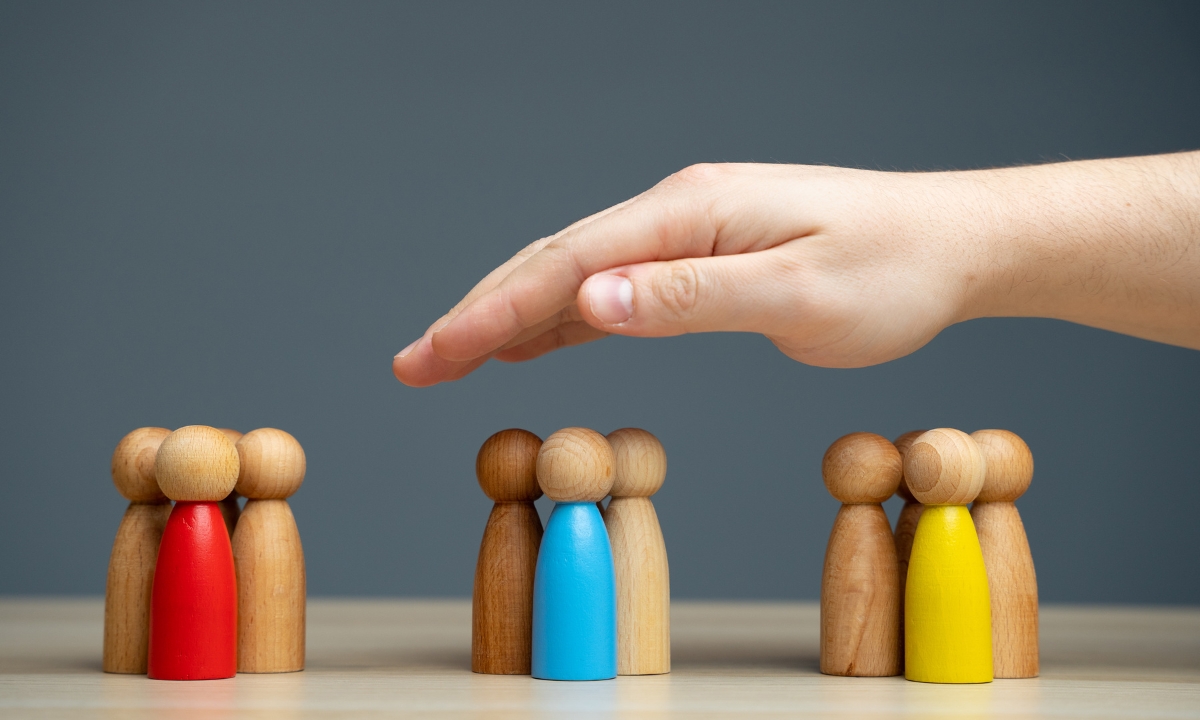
[148, 425, 241, 680]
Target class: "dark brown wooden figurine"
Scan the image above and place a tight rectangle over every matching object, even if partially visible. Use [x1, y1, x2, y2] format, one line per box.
[472, 429, 544, 674]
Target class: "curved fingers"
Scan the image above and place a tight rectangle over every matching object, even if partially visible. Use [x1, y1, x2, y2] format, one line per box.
[430, 184, 720, 362]
[494, 322, 610, 363]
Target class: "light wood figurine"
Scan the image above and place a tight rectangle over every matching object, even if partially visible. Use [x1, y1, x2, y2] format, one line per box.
[820, 432, 903, 677]
[903, 428, 993, 683]
[231, 427, 307, 673]
[971, 429, 1039, 678]
[217, 428, 244, 538]
[104, 427, 173, 674]
[472, 428, 544, 675]
[604, 428, 670, 676]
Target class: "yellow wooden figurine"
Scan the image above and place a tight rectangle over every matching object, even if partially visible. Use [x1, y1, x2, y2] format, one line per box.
[902, 428, 993, 683]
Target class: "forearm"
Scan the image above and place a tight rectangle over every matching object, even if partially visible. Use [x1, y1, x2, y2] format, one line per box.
[964, 152, 1200, 348]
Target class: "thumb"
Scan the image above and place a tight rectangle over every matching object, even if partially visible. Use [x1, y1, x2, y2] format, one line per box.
[576, 248, 801, 337]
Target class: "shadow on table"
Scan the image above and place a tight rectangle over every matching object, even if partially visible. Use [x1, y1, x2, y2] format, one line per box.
[303, 600, 826, 676]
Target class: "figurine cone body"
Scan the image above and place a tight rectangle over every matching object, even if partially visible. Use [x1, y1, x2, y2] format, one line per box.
[532, 502, 617, 680]
[904, 505, 993, 683]
[149, 502, 238, 680]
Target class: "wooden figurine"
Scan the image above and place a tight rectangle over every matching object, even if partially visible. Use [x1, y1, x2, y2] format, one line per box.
[148, 425, 240, 680]
[532, 428, 617, 681]
[104, 427, 173, 674]
[892, 430, 927, 592]
[971, 429, 1039, 678]
[892, 428, 926, 670]
[232, 427, 307, 673]
[472, 428, 544, 675]
[903, 428, 993, 684]
[604, 428, 670, 676]
[819, 432, 903, 677]
[217, 428, 244, 538]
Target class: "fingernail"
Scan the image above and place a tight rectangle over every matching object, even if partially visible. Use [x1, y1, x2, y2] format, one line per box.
[588, 275, 634, 325]
[395, 339, 419, 359]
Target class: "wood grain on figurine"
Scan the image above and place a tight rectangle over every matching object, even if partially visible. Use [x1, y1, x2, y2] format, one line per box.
[820, 432, 902, 677]
[103, 501, 170, 673]
[535, 428, 613, 502]
[606, 428, 670, 676]
[155, 426, 241, 501]
[972, 429, 1039, 679]
[233, 428, 307, 673]
[233, 499, 306, 672]
[903, 428, 985, 505]
[104, 427, 172, 674]
[472, 429, 543, 675]
[473, 502, 542, 674]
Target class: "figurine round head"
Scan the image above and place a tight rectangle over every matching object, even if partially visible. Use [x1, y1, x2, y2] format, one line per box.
[892, 429, 928, 502]
[536, 427, 614, 503]
[235, 428, 306, 499]
[476, 428, 543, 502]
[903, 428, 986, 505]
[607, 428, 666, 498]
[155, 425, 241, 502]
[111, 427, 171, 502]
[971, 429, 1033, 502]
[822, 432, 903, 503]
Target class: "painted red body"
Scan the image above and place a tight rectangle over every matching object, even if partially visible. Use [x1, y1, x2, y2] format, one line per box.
[148, 501, 237, 680]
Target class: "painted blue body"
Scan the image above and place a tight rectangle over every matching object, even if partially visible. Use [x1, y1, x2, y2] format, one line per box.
[531, 502, 617, 681]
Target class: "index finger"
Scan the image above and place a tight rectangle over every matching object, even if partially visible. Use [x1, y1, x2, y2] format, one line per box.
[429, 186, 718, 362]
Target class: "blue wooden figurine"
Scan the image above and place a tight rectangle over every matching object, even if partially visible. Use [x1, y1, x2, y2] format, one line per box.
[532, 427, 617, 681]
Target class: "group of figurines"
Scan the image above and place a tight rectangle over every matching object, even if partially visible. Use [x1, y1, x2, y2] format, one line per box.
[476, 425, 1036, 684]
[103, 422, 1031, 683]
[822, 428, 1038, 683]
[104, 425, 307, 680]
[472, 427, 670, 680]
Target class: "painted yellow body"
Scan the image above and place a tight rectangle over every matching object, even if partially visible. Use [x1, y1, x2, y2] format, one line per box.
[905, 505, 993, 683]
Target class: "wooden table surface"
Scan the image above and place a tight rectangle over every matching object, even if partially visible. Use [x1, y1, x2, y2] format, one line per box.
[2, 599, 1198, 718]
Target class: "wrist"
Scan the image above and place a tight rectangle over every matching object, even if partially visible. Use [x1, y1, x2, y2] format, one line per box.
[897, 169, 1018, 328]
[950, 164, 1061, 324]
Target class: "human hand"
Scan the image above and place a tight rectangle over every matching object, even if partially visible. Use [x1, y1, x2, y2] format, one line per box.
[393, 154, 1200, 387]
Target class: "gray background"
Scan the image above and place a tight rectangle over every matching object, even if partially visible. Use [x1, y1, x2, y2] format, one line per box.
[2, 1, 1198, 603]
